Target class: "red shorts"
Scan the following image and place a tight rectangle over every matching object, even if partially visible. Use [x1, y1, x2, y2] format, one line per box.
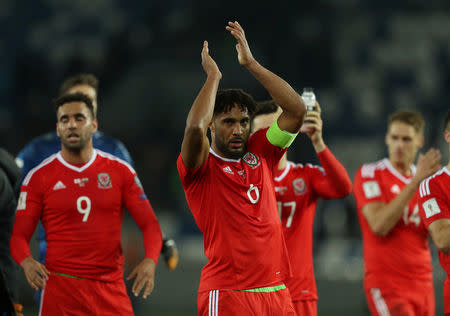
[40, 273, 133, 316]
[292, 300, 317, 316]
[198, 287, 296, 316]
[365, 285, 434, 316]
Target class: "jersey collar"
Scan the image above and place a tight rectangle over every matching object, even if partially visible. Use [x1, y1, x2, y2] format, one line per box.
[444, 166, 450, 176]
[383, 158, 416, 184]
[274, 161, 292, 182]
[209, 148, 241, 163]
[56, 150, 98, 172]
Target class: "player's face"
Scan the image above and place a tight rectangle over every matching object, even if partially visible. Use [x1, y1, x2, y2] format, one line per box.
[68, 84, 98, 115]
[386, 121, 423, 166]
[56, 101, 98, 151]
[251, 111, 280, 134]
[211, 105, 250, 159]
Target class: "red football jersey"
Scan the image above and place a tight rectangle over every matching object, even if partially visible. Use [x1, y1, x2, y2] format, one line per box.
[419, 167, 450, 275]
[353, 158, 432, 289]
[177, 128, 291, 292]
[10, 150, 162, 281]
[274, 147, 352, 301]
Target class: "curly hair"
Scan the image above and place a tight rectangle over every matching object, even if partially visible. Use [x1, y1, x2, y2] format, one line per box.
[214, 89, 257, 117]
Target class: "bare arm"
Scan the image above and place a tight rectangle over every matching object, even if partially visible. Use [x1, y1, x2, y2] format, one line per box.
[428, 219, 450, 254]
[362, 149, 441, 236]
[226, 21, 305, 133]
[181, 41, 222, 169]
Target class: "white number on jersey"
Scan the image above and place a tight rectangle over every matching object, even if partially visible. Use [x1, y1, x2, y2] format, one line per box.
[247, 184, 260, 204]
[77, 196, 91, 222]
[403, 204, 420, 227]
[277, 201, 297, 228]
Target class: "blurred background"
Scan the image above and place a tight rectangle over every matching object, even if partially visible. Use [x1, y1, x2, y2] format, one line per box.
[1, 0, 449, 315]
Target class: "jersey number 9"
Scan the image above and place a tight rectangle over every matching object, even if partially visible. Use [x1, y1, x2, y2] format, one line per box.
[77, 196, 92, 222]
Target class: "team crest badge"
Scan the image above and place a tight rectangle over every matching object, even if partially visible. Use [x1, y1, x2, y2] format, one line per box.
[242, 152, 260, 168]
[292, 178, 307, 195]
[97, 173, 112, 189]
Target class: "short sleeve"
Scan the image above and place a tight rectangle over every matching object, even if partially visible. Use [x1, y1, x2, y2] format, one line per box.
[419, 179, 449, 228]
[353, 167, 384, 210]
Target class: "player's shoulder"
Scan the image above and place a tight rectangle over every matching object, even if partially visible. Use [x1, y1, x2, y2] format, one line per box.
[95, 149, 135, 174]
[358, 158, 387, 179]
[419, 167, 450, 198]
[22, 153, 59, 185]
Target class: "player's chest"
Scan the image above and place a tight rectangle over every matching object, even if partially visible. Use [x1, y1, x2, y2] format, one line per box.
[274, 173, 310, 202]
[214, 153, 265, 186]
[42, 171, 122, 215]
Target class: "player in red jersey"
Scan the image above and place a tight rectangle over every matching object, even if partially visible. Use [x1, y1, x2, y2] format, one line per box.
[10, 93, 163, 315]
[353, 110, 441, 316]
[177, 21, 305, 315]
[252, 100, 352, 316]
[419, 110, 450, 315]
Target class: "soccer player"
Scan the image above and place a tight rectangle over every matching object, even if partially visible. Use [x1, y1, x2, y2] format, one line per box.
[10, 93, 163, 315]
[419, 110, 450, 316]
[252, 100, 352, 316]
[15, 73, 178, 278]
[177, 21, 305, 315]
[353, 110, 441, 316]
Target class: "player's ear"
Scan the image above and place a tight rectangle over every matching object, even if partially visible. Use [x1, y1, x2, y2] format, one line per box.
[208, 120, 214, 133]
[445, 130, 450, 144]
[56, 122, 60, 137]
[418, 135, 424, 148]
[92, 119, 98, 133]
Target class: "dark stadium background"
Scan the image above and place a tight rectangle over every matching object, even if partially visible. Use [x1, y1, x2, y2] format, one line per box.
[1, 0, 449, 315]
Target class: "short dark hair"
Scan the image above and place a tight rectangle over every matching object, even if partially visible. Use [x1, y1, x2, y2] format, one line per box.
[59, 73, 99, 96]
[388, 109, 425, 135]
[214, 89, 257, 117]
[254, 100, 279, 117]
[53, 93, 95, 119]
[444, 110, 450, 132]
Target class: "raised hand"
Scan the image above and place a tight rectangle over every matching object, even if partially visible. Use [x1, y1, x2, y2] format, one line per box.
[20, 256, 49, 290]
[201, 41, 222, 79]
[225, 21, 255, 67]
[300, 102, 325, 152]
[126, 257, 156, 299]
[415, 148, 442, 182]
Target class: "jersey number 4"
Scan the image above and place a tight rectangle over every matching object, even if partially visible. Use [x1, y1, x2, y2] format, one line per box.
[77, 196, 91, 222]
[403, 204, 420, 227]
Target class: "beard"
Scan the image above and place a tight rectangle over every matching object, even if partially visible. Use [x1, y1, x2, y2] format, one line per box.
[215, 137, 247, 160]
[61, 133, 90, 152]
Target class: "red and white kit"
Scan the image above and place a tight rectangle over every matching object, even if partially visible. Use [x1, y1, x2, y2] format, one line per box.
[178, 128, 294, 315]
[10, 150, 162, 315]
[419, 167, 450, 315]
[354, 158, 434, 316]
[274, 147, 351, 315]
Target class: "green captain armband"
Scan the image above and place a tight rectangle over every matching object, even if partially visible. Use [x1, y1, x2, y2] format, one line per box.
[266, 120, 298, 149]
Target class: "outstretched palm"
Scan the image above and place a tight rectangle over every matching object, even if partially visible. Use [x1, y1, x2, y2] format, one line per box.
[226, 21, 255, 66]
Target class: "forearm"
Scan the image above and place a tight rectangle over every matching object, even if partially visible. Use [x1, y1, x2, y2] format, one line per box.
[129, 202, 163, 264]
[246, 61, 305, 118]
[316, 147, 352, 197]
[185, 74, 221, 131]
[369, 179, 420, 236]
[9, 216, 38, 265]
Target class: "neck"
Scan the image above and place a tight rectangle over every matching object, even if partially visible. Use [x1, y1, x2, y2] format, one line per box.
[277, 153, 288, 170]
[389, 158, 412, 176]
[60, 145, 94, 165]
